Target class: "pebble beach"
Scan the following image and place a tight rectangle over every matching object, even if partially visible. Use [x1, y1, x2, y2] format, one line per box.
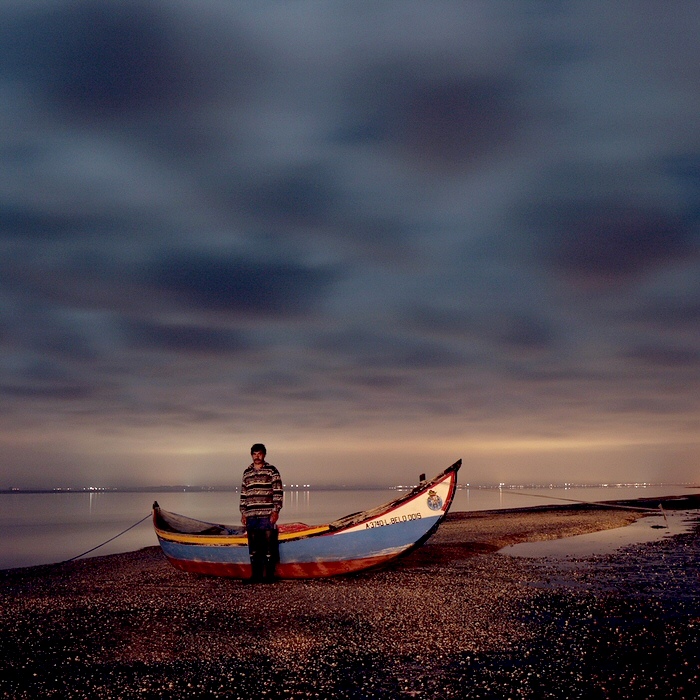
[1, 497, 698, 699]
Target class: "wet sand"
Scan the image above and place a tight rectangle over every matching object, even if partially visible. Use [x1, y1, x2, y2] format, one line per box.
[1, 497, 698, 698]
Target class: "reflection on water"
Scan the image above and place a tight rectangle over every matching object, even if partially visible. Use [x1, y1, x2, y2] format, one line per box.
[285, 488, 311, 517]
[1, 485, 696, 570]
[499, 511, 696, 559]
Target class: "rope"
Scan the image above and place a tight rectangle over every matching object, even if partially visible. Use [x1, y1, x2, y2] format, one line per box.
[64, 512, 152, 562]
[500, 489, 668, 521]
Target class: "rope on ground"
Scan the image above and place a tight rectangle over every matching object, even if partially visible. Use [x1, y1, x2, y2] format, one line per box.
[501, 489, 668, 522]
[64, 512, 152, 562]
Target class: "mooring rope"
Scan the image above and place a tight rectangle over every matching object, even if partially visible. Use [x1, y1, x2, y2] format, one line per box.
[64, 512, 152, 562]
[500, 489, 668, 521]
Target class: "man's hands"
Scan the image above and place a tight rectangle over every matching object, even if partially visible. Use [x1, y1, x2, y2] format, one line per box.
[241, 512, 278, 526]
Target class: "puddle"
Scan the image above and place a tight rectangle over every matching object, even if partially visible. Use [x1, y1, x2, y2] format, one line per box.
[499, 511, 697, 559]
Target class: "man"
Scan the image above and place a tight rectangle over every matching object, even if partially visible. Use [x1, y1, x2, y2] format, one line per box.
[240, 443, 283, 583]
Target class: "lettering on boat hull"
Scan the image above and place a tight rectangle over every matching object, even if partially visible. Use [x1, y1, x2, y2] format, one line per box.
[366, 513, 422, 528]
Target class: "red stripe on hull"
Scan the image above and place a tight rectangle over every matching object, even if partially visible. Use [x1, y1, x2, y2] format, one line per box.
[165, 552, 402, 579]
[166, 556, 250, 578]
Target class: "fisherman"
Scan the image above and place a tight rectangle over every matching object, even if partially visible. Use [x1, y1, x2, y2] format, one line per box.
[240, 443, 283, 583]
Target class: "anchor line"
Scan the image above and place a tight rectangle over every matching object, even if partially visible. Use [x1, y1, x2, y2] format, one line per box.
[64, 512, 152, 562]
[499, 489, 668, 522]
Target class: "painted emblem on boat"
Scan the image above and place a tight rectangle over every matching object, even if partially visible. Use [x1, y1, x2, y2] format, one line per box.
[426, 490, 443, 511]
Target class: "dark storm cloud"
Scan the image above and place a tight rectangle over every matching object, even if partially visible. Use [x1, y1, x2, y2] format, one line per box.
[405, 305, 556, 355]
[231, 163, 414, 262]
[237, 164, 338, 228]
[518, 160, 700, 289]
[28, 316, 102, 364]
[1, 0, 260, 122]
[623, 345, 700, 370]
[5, 3, 176, 118]
[2, 247, 132, 312]
[3, 381, 94, 401]
[0, 205, 100, 239]
[532, 200, 695, 284]
[315, 327, 461, 371]
[342, 66, 526, 170]
[150, 253, 337, 316]
[626, 300, 700, 332]
[121, 319, 248, 355]
[665, 154, 700, 200]
[2, 235, 336, 355]
[2, 357, 97, 401]
[485, 314, 557, 357]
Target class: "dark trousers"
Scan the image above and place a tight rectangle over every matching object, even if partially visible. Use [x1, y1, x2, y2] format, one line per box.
[245, 516, 279, 581]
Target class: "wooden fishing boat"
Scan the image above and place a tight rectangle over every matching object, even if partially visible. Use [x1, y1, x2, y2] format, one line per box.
[153, 459, 461, 579]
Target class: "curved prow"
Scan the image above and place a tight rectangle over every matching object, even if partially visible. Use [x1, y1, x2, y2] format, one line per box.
[328, 458, 461, 531]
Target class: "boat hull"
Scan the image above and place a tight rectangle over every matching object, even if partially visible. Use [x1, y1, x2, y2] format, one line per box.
[162, 552, 407, 579]
[154, 460, 460, 579]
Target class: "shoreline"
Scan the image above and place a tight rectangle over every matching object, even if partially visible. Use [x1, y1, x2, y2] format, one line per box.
[2, 496, 698, 698]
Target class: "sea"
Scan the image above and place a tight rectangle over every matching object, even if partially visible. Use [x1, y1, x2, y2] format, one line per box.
[1, 484, 697, 570]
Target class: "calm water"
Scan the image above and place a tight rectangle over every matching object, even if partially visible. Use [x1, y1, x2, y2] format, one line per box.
[500, 510, 697, 559]
[1, 485, 696, 570]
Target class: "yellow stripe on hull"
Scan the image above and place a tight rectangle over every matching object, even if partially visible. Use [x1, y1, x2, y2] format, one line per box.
[155, 524, 330, 546]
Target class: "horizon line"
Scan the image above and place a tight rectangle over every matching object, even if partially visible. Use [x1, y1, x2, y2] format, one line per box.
[2, 481, 698, 495]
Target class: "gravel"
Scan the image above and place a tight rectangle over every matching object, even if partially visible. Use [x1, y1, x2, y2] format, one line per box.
[1, 501, 698, 699]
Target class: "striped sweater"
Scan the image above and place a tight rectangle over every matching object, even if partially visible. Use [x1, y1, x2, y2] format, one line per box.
[239, 463, 283, 518]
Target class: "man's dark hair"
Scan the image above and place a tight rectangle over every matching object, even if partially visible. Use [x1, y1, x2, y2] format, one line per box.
[250, 443, 266, 455]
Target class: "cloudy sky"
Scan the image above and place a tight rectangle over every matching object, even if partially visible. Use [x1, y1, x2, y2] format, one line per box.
[1, 1, 698, 489]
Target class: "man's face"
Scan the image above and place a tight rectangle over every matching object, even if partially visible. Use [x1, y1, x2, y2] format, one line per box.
[251, 450, 266, 467]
